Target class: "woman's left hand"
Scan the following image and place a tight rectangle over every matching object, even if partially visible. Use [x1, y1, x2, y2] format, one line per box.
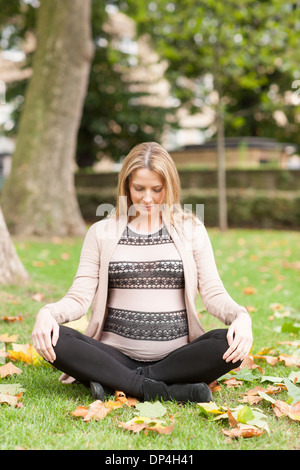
[223, 312, 253, 364]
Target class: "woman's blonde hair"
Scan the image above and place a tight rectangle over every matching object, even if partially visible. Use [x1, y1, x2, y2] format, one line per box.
[112, 142, 199, 226]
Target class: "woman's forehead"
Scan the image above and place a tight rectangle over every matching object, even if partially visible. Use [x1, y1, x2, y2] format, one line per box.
[130, 168, 164, 185]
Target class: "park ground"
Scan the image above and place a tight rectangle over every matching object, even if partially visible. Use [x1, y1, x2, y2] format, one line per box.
[0, 227, 299, 450]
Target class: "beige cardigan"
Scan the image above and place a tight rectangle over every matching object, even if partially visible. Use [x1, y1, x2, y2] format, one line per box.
[40, 213, 249, 382]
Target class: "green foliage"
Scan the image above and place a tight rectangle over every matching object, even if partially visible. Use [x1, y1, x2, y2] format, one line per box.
[0, 0, 172, 167]
[122, 0, 300, 146]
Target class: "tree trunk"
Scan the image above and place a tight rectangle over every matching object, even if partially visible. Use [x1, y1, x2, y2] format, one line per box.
[216, 108, 228, 232]
[0, 207, 29, 285]
[0, 0, 94, 236]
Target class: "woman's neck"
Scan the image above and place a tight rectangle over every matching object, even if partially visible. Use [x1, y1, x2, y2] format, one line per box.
[128, 214, 163, 233]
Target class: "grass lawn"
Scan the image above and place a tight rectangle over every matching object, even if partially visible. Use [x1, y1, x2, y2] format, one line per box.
[0, 227, 299, 451]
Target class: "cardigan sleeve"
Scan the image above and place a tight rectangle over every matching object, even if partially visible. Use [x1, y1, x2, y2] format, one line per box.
[192, 221, 249, 325]
[38, 223, 101, 324]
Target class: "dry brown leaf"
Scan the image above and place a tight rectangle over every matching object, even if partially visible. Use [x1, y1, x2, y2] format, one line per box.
[0, 392, 23, 407]
[116, 418, 147, 434]
[273, 400, 300, 421]
[70, 406, 88, 418]
[237, 355, 264, 373]
[241, 395, 263, 405]
[146, 416, 175, 435]
[243, 286, 256, 295]
[227, 409, 238, 428]
[240, 385, 284, 404]
[83, 400, 111, 421]
[278, 354, 300, 368]
[222, 424, 265, 439]
[253, 354, 279, 366]
[0, 361, 22, 378]
[208, 380, 222, 392]
[115, 390, 138, 407]
[253, 353, 300, 368]
[116, 416, 175, 435]
[0, 316, 23, 322]
[224, 377, 243, 388]
[0, 333, 19, 343]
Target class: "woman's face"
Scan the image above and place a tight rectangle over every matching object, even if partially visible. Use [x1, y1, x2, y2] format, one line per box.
[128, 168, 165, 220]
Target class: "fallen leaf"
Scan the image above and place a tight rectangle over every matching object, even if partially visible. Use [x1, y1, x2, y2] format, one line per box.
[0, 316, 23, 322]
[0, 362, 22, 378]
[272, 400, 300, 421]
[83, 400, 111, 421]
[116, 415, 174, 435]
[8, 343, 43, 366]
[222, 424, 265, 439]
[224, 377, 243, 388]
[0, 333, 19, 343]
[0, 393, 20, 407]
[115, 390, 138, 407]
[70, 406, 88, 418]
[0, 383, 25, 395]
[278, 354, 300, 368]
[135, 401, 167, 419]
[147, 416, 175, 435]
[243, 286, 256, 295]
[239, 355, 264, 372]
[208, 380, 222, 392]
[197, 401, 227, 417]
[104, 400, 123, 411]
[253, 354, 278, 366]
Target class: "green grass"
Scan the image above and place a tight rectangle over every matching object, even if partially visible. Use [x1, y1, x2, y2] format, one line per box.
[0, 228, 299, 450]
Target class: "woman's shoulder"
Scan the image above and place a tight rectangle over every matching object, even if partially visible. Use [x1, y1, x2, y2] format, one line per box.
[172, 212, 206, 244]
[87, 214, 126, 241]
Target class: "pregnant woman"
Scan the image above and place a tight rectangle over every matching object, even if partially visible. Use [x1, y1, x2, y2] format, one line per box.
[32, 142, 252, 403]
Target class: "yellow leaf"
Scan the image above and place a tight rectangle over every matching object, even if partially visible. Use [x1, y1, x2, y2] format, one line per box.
[197, 401, 225, 414]
[8, 344, 43, 366]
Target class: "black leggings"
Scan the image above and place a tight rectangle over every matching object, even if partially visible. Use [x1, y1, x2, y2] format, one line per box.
[52, 325, 239, 398]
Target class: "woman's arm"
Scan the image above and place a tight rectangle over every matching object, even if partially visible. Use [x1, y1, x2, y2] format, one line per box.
[32, 222, 101, 361]
[193, 222, 253, 361]
[39, 222, 101, 324]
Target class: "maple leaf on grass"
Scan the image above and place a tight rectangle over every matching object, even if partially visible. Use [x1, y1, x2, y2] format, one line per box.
[8, 343, 43, 366]
[83, 400, 111, 421]
[257, 391, 300, 422]
[116, 415, 175, 435]
[222, 424, 265, 439]
[240, 384, 286, 405]
[114, 390, 138, 407]
[0, 333, 19, 343]
[198, 403, 270, 438]
[0, 362, 22, 378]
[0, 392, 23, 407]
[70, 390, 138, 421]
[71, 400, 111, 421]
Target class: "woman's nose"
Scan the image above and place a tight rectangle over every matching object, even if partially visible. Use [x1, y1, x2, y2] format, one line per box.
[142, 192, 153, 203]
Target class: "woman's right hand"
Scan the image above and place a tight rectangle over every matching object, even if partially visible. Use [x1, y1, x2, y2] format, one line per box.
[32, 308, 59, 363]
